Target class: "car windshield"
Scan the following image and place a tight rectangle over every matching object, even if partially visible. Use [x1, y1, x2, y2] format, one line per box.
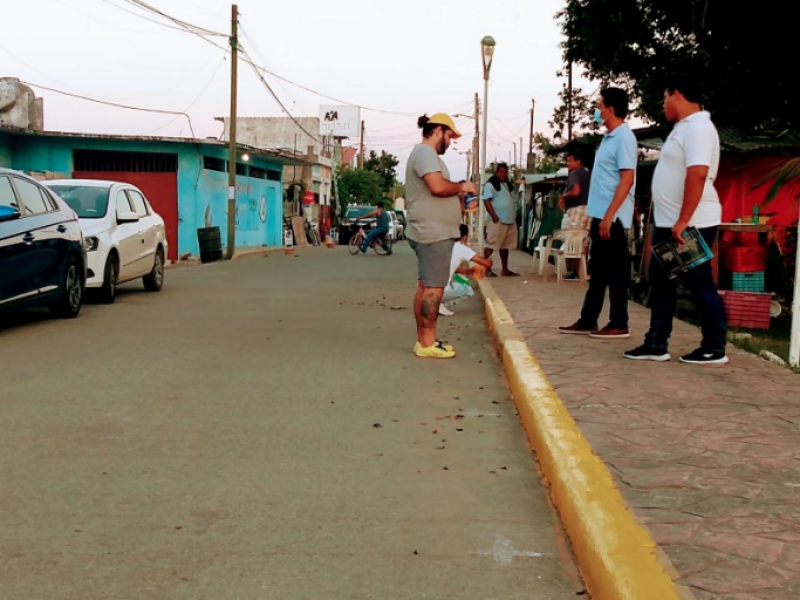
[345, 206, 375, 220]
[47, 185, 110, 219]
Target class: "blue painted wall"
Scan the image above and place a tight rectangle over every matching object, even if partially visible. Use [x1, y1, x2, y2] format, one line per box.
[0, 133, 283, 255]
[0, 133, 14, 168]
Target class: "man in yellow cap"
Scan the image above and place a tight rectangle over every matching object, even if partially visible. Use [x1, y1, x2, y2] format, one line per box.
[405, 113, 478, 358]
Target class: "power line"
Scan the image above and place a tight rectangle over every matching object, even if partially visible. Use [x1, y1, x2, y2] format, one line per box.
[118, 0, 226, 37]
[21, 80, 197, 138]
[98, 1, 473, 122]
[97, 0, 205, 36]
[140, 56, 226, 135]
[239, 46, 321, 143]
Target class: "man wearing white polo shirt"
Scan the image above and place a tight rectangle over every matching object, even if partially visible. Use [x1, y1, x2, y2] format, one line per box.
[560, 87, 637, 338]
[624, 79, 728, 365]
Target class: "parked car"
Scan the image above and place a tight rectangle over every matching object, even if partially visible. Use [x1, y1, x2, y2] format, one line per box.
[44, 180, 167, 303]
[338, 205, 378, 245]
[388, 211, 404, 240]
[0, 168, 86, 318]
[394, 209, 407, 239]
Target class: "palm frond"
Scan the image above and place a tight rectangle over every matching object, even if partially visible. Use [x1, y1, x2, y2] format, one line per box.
[752, 157, 800, 204]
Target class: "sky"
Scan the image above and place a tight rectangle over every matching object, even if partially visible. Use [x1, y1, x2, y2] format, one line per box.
[0, 0, 594, 182]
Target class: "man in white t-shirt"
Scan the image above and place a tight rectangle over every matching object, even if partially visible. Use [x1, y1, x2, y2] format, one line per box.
[624, 78, 728, 365]
[438, 224, 493, 316]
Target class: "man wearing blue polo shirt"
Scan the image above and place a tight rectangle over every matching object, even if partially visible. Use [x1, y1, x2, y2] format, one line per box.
[560, 87, 637, 338]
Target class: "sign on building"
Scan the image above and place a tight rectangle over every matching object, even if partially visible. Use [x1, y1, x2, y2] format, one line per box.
[319, 105, 360, 137]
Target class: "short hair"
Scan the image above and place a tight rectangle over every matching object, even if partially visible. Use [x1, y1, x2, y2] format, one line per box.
[376, 201, 385, 209]
[417, 114, 446, 139]
[566, 150, 583, 163]
[665, 77, 704, 105]
[600, 87, 629, 119]
[495, 163, 509, 173]
[459, 223, 469, 238]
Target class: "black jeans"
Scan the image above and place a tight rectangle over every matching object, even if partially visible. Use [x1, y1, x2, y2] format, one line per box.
[579, 217, 630, 329]
[644, 226, 727, 353]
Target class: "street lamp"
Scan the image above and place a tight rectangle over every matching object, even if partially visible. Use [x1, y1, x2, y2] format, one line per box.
[479, 35, 496, 253]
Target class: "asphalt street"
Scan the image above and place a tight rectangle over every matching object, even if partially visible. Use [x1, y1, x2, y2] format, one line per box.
[0, 242, 582, 600]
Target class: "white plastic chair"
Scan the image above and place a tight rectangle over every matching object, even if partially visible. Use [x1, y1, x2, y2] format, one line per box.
[551, 229, 590, 283]
[534, 230, 570, 279]
[531, 235, 549, 274]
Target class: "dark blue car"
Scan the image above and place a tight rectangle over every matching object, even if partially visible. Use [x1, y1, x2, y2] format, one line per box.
[0, 168, 86, 318]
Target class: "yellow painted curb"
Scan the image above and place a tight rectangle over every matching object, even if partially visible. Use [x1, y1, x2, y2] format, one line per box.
[478, 281, 692, 600]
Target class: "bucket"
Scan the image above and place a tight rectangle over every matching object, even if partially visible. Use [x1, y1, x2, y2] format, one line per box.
[197, 227, 222, 263]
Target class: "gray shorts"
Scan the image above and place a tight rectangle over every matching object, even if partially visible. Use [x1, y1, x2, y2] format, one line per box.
[408, 238, 455, 288]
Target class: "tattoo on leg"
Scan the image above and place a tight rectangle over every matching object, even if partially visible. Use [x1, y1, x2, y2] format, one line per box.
[420, 294, 440, 320]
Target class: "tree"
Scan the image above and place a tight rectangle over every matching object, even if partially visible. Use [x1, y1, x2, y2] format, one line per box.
[335, 167, 383, 217]
[363, 150, 399, 193]
[549, 79, 600, 142]
[558, 0, 798, 132]
[530, 133, 565, 173]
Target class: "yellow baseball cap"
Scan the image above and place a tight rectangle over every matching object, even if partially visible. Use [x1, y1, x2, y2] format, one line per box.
[428, 113, 462, 138]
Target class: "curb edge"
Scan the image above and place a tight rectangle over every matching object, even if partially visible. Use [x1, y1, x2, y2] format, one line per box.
[478, 279, 694, 600]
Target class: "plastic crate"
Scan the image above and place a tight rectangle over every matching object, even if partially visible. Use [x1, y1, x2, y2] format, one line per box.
[720, 245, 767, 272]
[719, 290, 771, 329]
[731, 271, 765, 293]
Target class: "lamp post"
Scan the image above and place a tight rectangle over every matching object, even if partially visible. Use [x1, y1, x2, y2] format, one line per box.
[479, 35, 495, 254]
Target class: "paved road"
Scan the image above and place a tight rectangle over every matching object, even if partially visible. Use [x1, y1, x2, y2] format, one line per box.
[1, 243, 582, 600]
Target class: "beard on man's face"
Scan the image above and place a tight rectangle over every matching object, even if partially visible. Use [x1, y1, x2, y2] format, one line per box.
[437, 136, 448, 155]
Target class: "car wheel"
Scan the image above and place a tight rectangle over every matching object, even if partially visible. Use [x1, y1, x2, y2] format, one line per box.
[143, 247, 165, 292]
[50, 255, 83, 319]
[97, 255, 118, 304]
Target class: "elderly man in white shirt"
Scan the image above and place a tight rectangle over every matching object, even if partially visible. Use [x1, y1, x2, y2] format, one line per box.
[624, 78, 728, 365]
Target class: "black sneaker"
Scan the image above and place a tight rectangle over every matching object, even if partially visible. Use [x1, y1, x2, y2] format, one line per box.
[679, 348, 729, 365]
[623, 345, 670, 362]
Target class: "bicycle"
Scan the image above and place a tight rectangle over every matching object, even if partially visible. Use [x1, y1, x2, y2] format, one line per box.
[348, 222, 393, 256]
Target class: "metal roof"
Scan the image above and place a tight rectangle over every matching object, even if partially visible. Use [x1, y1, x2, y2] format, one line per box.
[0, 124, 306, 165]
[551, 125, 800, 155]
[522, 168, 569, 185]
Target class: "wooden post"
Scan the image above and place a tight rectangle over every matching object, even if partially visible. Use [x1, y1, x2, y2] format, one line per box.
[225, 4, 239, 260]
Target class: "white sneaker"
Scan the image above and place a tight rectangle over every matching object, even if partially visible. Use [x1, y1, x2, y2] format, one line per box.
[438, 304, 454, 316]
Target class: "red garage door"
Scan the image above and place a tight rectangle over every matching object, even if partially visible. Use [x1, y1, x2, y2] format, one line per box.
[74, 150, 179, 261]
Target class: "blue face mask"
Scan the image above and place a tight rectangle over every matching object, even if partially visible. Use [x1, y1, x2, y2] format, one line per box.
[593, 108, 605, 124]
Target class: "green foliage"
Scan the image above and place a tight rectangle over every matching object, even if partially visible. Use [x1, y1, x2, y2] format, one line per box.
[335, 167, 383, 217]
[531, 133, 565, 173]
[549, 82, 600, 141]
[558, 0, 798, 131]
[363, 150, 399, 193]
[757, 158, 800, 203]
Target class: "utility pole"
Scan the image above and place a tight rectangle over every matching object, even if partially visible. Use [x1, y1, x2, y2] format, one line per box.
[528, 98, 535, 172]
[225, 4, 238, 260]
[529, 99, 535, 154]
[358, 120, 365, 169]
[567, 62, 573, 143]
[472, 92, 480, 243]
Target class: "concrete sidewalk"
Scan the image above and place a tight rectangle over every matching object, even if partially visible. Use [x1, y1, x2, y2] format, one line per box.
[482, 250, 800, 600]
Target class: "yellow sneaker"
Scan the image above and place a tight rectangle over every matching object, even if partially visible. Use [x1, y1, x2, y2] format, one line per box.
[414, 341, 456, 359]
[413, 341, 454, 353]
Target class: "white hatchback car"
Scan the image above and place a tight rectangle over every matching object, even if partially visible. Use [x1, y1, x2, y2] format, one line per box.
[44, 180, 167, 303]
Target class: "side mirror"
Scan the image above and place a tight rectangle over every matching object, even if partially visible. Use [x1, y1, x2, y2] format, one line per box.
[0, 205, 21, 222]
[117, 211, 140, 224]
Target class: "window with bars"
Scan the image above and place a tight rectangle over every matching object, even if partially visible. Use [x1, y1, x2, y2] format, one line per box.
[204, 156, 226, 172]
[74, 149, 178, 172]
